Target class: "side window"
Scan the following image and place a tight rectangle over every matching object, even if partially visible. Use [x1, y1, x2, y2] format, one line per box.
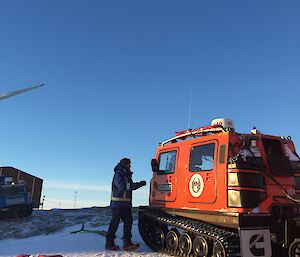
[190, 143, 215, 171]
[262, 138, 283, 156]
[158, 150, 177, 174]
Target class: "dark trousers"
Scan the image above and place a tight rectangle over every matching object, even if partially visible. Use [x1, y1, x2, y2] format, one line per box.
[107, 207, 133, 242]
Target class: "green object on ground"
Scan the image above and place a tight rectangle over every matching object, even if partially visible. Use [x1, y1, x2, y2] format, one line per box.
[70, 224, 107, 236]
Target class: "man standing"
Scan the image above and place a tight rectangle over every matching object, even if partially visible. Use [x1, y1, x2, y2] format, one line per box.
[105, 158, 146, 251]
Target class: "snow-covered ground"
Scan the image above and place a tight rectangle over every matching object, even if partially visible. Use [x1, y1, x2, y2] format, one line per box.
[0, 208, 168, 257]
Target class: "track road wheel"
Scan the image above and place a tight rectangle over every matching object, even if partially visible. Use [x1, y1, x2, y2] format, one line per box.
[289, 239, 300, 257]
[212, 241, 226, 257]
[154, 227, 166, 247]
[20, 205, 33, 217]
[193, 236, 208, 257]
[166, 228, 180, 251]
[179, 232, 193, 255]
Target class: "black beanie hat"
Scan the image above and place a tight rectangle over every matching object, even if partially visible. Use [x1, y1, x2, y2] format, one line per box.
[120, 158, 131, 168]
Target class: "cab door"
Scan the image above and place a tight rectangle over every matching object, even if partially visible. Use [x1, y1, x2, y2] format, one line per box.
[153, 149, 178, 202]
[186, 141, 217, 203]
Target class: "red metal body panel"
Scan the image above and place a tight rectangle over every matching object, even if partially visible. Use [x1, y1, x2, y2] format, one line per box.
[150, 130, 299, 215]
[150, 132, 230, 213]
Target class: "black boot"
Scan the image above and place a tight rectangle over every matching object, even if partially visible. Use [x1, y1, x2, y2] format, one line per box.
[123, 239, 140, 250]
[105, 236, 119, 250]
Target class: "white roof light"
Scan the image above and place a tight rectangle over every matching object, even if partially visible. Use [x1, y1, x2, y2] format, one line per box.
[211, 118, 235, 131]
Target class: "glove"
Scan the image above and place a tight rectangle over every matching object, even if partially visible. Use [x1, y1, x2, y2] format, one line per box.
[139, 180, 146, 187]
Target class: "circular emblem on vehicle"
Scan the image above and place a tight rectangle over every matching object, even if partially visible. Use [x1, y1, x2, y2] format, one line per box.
[189, 174, 204, 198]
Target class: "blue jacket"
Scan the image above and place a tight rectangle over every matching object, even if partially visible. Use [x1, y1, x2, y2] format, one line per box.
[110, 163, 142, 208]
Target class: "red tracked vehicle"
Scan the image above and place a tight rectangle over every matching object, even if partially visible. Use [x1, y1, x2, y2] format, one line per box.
[138, 118, 300, 257]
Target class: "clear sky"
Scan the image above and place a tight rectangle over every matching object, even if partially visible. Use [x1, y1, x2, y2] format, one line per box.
[0, 1, 299, 209]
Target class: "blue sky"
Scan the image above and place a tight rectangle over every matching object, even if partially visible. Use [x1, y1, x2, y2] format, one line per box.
[0, 1, 299, 209]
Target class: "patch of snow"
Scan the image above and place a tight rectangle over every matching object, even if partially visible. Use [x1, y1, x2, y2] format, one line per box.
[0, 208, 168, 257]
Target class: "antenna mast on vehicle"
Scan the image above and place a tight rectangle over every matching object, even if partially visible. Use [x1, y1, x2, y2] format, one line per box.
[187, 87, 192, 129]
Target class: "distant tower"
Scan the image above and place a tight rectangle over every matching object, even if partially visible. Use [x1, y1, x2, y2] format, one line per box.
[74, 191, 77, 209]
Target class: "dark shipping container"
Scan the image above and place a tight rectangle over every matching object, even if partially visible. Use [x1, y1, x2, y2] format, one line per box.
[0, 166, 43, 208]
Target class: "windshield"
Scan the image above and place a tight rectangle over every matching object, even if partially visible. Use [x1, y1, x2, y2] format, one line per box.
[0, 185, 26, 196]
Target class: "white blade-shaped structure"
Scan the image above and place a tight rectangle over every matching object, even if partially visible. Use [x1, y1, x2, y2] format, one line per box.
[0, 84, 44, 101]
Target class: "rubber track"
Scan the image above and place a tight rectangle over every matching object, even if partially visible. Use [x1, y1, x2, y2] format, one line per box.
[139, 210, 241, 257]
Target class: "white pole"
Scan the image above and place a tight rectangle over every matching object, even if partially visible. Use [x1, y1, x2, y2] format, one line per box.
[74, 191, 77, 209]
[0, 84, 44, 100]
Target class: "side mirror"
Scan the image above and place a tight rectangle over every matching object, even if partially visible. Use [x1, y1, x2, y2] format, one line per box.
[151, 159, 159, 173]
